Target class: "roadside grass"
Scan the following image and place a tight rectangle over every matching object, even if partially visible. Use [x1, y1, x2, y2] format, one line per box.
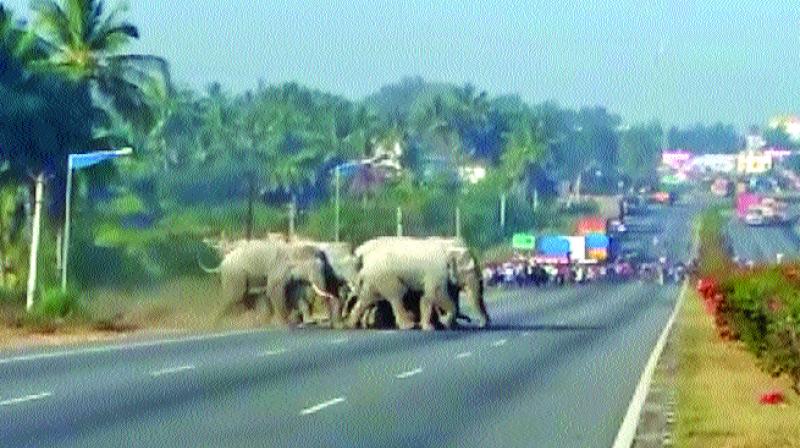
[0, 276, 270, 350]
[676, 290, 800, 447]
[87, 276, 267, 330]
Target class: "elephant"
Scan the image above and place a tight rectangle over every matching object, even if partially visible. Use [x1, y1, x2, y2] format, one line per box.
[347, 237, 490, 330]
[200, 240, 343, 327]
[350, 237, 486, 329]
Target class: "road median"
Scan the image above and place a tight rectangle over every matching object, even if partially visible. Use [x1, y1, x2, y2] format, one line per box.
[675, 288, 800, 447]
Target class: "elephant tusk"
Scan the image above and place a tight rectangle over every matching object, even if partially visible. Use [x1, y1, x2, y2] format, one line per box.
[310, 282, 339, 303]
[197, 253, 221, 274]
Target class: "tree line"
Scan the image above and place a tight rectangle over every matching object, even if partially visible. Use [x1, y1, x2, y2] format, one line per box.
[0, 1, 748, 292]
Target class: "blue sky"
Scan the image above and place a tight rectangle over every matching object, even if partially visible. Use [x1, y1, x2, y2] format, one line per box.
[5, 0, 800, 128]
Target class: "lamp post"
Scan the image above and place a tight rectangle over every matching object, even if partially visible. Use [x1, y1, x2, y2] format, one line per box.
[61, 148, 133, 292]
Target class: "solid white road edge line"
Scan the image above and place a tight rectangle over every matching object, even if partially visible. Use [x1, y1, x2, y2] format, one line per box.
[299, 397, 346, 416]
[455, 352, 473, 359]
[611, 279, 689, 448]
[395, 367, 423, 379]
[150, 364, 196, 377]
[0, 392, 52, 406]
[0, 328, 269, 365]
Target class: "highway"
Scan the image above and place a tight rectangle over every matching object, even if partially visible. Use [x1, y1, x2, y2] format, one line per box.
[0, 204, 696, 448]
[727, 218, 800, 264]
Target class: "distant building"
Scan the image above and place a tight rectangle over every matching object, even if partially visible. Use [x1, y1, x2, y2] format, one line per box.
[661, 149, 694, 171]
[736, 149, 773, 175]
[689, 154, 737, 174]
[745, 128, 767, 152]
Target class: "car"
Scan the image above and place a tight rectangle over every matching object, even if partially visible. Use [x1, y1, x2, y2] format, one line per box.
[744, 210, 765, 226]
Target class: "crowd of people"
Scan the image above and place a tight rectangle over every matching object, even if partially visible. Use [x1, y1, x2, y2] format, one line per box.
[483, 256, 691, 289]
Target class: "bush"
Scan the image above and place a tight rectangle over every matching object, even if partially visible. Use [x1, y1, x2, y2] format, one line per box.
[719, 266, 800, 393]
[31, 288, 85, 320]
[696, 207, 800, 393]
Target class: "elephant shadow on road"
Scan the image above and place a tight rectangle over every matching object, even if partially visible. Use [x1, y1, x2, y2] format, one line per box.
[449, 323, 606, 333]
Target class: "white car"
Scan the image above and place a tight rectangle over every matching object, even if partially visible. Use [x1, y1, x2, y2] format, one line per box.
[744, 210, 765, 226]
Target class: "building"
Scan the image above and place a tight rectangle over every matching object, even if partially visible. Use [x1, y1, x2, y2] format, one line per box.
[736, 149, 773, 175]
[688, 154, 737, 174]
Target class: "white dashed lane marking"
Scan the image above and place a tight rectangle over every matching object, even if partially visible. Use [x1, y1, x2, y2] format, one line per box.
[150, 365, 196, 377]
[492, 339, 508, 347]
[258, 348, 288, 357]
[455, 352, 473, 359]
[0, 392, 52, 407]
[300, 397, 346, 416]
[395, 368, 423, 379]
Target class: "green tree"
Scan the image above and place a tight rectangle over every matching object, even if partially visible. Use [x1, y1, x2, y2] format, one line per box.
[31, 0, 171, 132]
[763, 127, 797, 149]
[499, 125, 547, 195]
[619, 122, 663, 186]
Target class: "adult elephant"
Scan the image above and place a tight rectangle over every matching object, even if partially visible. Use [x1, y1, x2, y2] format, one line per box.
[200, 240, 342, 327]
[348, 237, 489, 330]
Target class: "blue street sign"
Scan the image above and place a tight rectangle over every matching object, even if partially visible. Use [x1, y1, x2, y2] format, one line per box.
[69, 149, 132, 170]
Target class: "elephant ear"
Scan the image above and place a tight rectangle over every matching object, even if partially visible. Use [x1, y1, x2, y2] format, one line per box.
[447, 248, 475, 283]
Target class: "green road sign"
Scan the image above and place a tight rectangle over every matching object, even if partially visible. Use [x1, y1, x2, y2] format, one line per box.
[512, 233, 536, 250]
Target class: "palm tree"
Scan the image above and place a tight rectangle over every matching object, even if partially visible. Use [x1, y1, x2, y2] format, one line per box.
[1, 6, 45, 63]
[500, 126, 547, 197]
[30, 0, 171, 131]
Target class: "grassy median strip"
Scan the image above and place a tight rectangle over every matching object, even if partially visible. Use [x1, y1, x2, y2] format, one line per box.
[675, 290, 800, 447]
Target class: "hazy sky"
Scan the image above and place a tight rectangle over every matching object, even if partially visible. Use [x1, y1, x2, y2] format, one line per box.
[5, 0, 800, 128]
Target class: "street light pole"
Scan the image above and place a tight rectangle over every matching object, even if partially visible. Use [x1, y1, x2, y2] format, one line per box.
[62, 148, 132, 293]
[60, 164, 73, 292]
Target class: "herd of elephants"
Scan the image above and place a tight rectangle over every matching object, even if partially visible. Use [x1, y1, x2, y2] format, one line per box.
[199, 235, 491, 331]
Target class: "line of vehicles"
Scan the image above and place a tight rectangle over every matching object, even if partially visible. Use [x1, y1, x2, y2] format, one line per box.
[738, 194, 788, 226]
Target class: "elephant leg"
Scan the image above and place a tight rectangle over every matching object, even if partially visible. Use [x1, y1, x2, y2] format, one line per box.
[419, 296, 435, 331]
[386, 295, 416, 330]
[298, 297, 314, 324]
[324, 296, 343, 329]
[360, 305, 376, 329]
[341, 294, 358, 319]
[268, 281, 290, 327]
[347, 297, 373, 329]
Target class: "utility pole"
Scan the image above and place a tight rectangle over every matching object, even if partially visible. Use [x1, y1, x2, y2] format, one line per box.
[334, 166, 341, 242]
[500, 193, 507, 229]
[288, 199, 296, 241]
[455, 207, 462, 239]
[396, 207, 403, 237]
[27, 173, 44, 312]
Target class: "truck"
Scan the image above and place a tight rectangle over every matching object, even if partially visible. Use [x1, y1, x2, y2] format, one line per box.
[575, 216, 607, 236]
[737, 193, 788, 226]
[736, 192, 763, 220]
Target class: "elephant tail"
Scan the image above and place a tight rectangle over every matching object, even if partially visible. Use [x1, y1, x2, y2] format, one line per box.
[197, 253, 222, 274]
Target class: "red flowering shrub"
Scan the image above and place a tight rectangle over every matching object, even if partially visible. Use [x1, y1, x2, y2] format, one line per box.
[759, 390, 785, 405]
[695, 209, 800, 394]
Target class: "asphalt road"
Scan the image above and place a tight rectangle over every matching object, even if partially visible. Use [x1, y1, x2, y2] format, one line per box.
[727, 218, 800, 264]
[0, 205, 696, 448]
